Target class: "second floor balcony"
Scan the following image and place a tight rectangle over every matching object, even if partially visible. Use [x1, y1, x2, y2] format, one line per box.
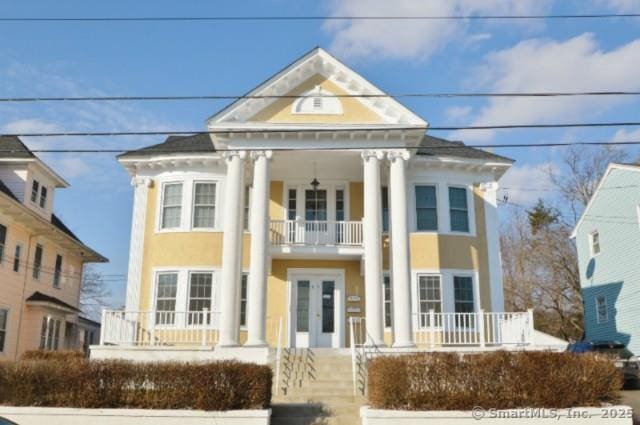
[270, 219, 363, 246]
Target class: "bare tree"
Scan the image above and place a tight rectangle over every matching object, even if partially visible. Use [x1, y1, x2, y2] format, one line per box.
[80, 266, 112, 320]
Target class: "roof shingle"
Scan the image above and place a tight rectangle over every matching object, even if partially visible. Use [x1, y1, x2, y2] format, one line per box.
[118, 133, 215, 158]
[0, 135, 36, 159]
[417, 135, 514, 163]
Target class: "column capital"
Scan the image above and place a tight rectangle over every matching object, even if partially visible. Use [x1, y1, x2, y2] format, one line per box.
[222, 150, 247, 162]
[249, 150, 273, 161]
[479, 181, 499, 192]
[130, 176, 152, 188]
[361, 150, 385, 161]
[386, 150, 411, 163]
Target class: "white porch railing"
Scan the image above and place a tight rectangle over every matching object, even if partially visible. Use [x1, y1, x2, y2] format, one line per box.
[100, 309, 220, 347]
[414, 310, 535, 347]
[270, 220, 363, 246]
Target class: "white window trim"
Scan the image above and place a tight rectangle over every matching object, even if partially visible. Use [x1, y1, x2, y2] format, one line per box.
[411, 182, 440, 233]
[155, 176, 223, 234]
[447, 184, 475, 235]
[53, 253, 63, 289]
[0, 307, 9, 355]
[596, 295, 609, 324]
[191, 180, 219, 231]
[32, 243, 44, 281]
[382, 271, 392, 330]
[282, 181, 350, 224]
[13, 243, 22, 273]
[239, 271, 249, 329]
[589, 230, 601, 258]
[411, 269, 481, 321]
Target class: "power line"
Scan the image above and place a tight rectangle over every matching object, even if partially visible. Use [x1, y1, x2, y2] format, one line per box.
[3, 91, 640, 103]
[3, 122, 640, 139]
[1, 14, 639, 23]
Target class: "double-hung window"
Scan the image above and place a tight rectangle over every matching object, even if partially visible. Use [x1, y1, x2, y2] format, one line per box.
[53, 255, 63, 288]
[31, 180, 39, 203]
[454, 276, 475, 327]
[240, 274, 248, 328]
[418, 275, 442, 327]
[449, 187, 469, 232]
[596, 295, 608, 324]
[0, 224, 6, 264]
[33, 244, 43, 280]
[192, 182, 216, 229]
[188, 272, 213, 325]
[39, 316, 61, 350]
[415, 185, 438, 231]
[0, 309, 7, 353]
[590, 231, 601, 257]
[383, 275, 392, 328]
[13, 245, 21, 272]
[155, 273, 178, 325]
[39, 186, 48, 209]
[161, 183, 183, 229]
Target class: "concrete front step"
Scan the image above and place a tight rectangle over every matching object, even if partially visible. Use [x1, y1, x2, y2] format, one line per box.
[271, 402, 361, 425]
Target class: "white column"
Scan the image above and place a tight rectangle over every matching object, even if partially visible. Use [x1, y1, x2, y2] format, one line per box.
[388, 151, 415, 348]
[245, 150, 272, 347]
[480, 181, 504, 312]
[362, 150, 385, 346]
[219, 151, 246, 347]
[125, 176, 152, 312]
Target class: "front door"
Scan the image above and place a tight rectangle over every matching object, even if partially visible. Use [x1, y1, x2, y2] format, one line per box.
[292, 277, 340, 348]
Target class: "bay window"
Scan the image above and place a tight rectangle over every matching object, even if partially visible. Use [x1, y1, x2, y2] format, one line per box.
[415, 185, 438, 231]
[161, 183, 183, 229]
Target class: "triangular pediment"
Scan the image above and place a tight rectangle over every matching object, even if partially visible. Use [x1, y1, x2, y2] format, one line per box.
[207, 47, 427, 129]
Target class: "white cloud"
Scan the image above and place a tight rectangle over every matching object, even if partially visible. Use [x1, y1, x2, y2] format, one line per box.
[611, 128, 640, 142]
[498, 162, 555, 205]
[452, 33, 640, 141]
[325, 0, 553, 61]
[445, 106, 473, 122]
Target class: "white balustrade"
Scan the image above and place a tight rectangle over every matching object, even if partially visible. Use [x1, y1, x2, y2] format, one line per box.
[270, 220, 363, 246]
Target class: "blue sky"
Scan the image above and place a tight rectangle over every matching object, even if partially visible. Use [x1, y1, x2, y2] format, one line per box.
[1, 0, 639, 307]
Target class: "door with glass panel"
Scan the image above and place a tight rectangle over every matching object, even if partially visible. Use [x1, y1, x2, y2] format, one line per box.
[304, 189, 327, 244]
[293, 278, 338, 348]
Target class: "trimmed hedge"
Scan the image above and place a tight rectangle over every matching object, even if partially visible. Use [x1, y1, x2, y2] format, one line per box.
[368, 351, 621, 410]
[21, 350, 85, 362]
[0, 359, 272, 411]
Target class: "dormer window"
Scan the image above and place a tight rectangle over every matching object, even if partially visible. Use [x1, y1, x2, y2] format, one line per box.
[292, 86, 343, 115]
[31, 180, 39, 203]
[39, 186, 48, 208]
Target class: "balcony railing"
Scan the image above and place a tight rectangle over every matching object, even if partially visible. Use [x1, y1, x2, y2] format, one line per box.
[100, 309, 220, 347]
[270, 220, 363, 246]
[413, 310, 534, 347]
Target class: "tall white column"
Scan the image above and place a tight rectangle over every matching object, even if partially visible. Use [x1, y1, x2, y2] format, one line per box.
[245, 150, 272, 347]
[362, 150, 385, 346]
[219, 151, 246, 347]
[481, 181, 504, 312]
[125, 176, 152, 312]
[388, 151, 415, 348]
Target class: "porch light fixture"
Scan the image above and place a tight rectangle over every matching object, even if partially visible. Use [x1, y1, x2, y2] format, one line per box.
[310, 161, 320, 192]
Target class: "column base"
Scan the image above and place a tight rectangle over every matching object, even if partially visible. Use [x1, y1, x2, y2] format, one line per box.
[392, 341, 416, 349]
[217, 339, 240, 348]
[244, 340, 269, 348]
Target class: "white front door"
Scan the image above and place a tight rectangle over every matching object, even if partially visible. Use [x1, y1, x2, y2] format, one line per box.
[291, 274, 343, 348]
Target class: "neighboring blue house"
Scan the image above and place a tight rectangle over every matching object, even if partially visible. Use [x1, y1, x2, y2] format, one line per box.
[572, 163, 640, 355]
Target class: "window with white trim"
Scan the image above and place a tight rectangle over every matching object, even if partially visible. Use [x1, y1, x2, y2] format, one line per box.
[418, 275, 442, 327]
[30, 180, 39, 203]
[188, 272, 213, 325]
[155, 273, 178, 325]
[0, 224, 6, 264]
[161, 183, 183, 229]
[383, 275, 392, 328]
[240, 274, 248, 328]
[453, 276, 475, 314]
[243, 185, 251, 231]
[596, 295, 608, 324]
[415, 185, 438, 231]
[53, 255, 63, 288]
[0, 309, 7, 353]
[192, 182, 216, 229]
[39, 316, 61, 350]
[589, 231, 601, 257]
[39, 186, 48, 209]
[449, 187, 469, 232]
[33, 244, 43, 280]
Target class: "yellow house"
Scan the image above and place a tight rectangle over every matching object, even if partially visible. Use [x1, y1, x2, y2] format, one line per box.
[0, 136, 107, 360]
[94, 48, 533, 363]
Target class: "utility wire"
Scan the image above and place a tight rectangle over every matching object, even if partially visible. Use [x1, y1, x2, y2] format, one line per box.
[1, 139, 640, 154]
[3, 122, 640, 139]
[1, 14, 639, 22]
[2, 91, 640, 102]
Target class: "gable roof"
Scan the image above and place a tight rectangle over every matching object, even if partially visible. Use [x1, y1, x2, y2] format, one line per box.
[118, 133, 215, 159]
[26, 291, 80, 313]
[206, 47, 427, 129]
[417, 135, 514, 163]
[0, 135, 36, 159]
[571, 162, 640, 238]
